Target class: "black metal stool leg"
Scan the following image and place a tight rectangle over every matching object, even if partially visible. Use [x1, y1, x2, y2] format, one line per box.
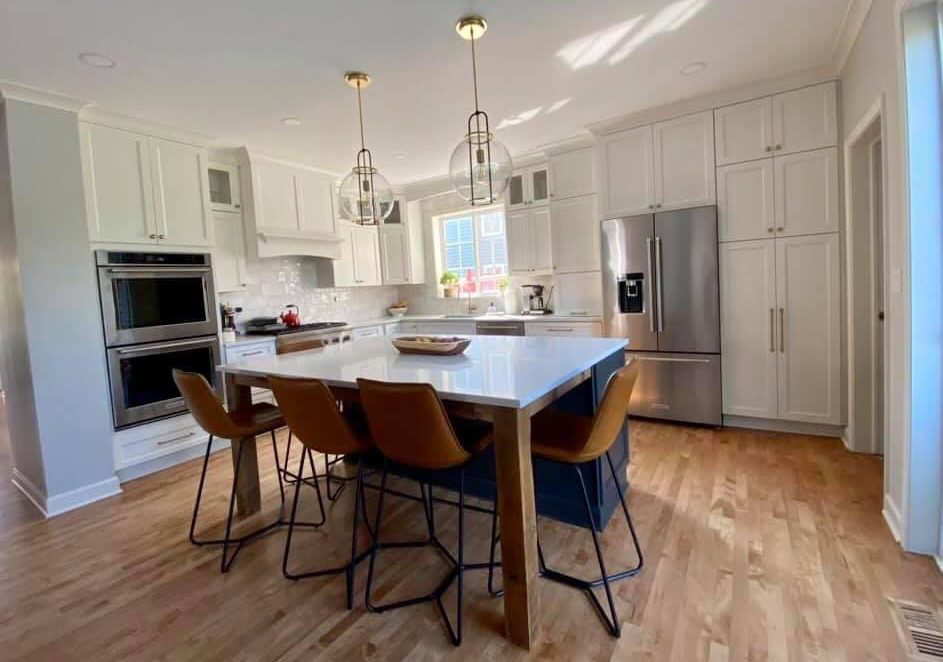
[364, 464, 390, 614]
[221, 438, 247, 573]
[606, 451, 644, 579]
[575, 465, 621, 637]
[435, 469, 465, 646]
[281, 451, 307, 578]
[189, 434, 215, 546]
[305, 448, 328, 526]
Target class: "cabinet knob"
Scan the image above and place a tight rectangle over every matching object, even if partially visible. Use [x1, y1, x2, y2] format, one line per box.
[775, 144, 782, 150]
[767, 228, 774, 233]
[648, 205, 655, 210]
[777, 227, 784, 232]
[158, 234, 166, 239]
[656, 204, 662, 209]
[149, 233, 157, 239]
[765, 146, 772, 152]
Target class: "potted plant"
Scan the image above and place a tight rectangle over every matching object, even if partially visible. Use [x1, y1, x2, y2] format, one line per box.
[440, 271, 460, 298]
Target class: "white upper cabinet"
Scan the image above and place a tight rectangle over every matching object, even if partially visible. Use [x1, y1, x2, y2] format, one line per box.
[507, 207, 551, 275]
[213, 211, 248, 292]
[507, 165, 551, 210]
[351, 224, 382, 286]
[332, 223, 357, 287]
[207, 163, 242, 213]
[652, 111, 716, 212]
[82, 124, 156, 244]
[774, 147, 839, 237]
[378, 197, 424, 285]
[550, 195, 600, 273]
[599, 111, 714, 218]
[720, 240, 779, 418]
[775, 233, 841, 424]
[379, 229, 410, 284]
[599, 124, 654, 218]
[80, 123, 212, 247]
[549, 148, 595, 200]
[151, 138, 212, 247]
[714, 97, 774, 166]
[772, 82, 838, 155]
[553, 271, 603, 316]
[716, 159, 776, 241]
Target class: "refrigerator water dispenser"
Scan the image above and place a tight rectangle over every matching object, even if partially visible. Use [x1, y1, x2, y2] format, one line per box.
[618, 273, 645, 314]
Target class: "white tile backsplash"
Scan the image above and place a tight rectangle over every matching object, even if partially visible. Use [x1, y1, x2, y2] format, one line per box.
[220, 257, 400, 330]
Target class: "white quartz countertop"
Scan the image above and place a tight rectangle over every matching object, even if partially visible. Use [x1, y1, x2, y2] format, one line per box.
[219, 335, 627, 408]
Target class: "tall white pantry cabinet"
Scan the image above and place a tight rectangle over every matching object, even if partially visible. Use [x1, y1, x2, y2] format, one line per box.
[716, 82, 842, 425]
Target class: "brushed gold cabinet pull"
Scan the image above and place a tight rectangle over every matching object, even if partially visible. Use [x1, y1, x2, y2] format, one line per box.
[769, 308, 775, 353]
[779, 308, 785, 353]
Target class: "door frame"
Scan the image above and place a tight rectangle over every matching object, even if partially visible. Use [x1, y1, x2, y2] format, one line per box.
[843, 95, 889, 456]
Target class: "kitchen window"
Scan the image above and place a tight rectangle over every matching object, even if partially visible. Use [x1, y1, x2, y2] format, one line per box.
[437, 206, 508, 295]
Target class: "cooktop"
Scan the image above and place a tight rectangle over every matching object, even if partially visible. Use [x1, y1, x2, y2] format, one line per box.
[245, 322, 347, 336]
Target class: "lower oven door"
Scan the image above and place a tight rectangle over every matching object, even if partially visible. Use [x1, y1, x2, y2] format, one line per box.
[107, 336, 221, 428]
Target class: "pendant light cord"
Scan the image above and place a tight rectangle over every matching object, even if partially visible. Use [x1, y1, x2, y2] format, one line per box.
[356, 82, 367, 152]
[470, 26, 480, 113]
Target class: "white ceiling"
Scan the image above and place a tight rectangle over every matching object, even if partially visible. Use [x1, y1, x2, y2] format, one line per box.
[0, 0, 851, 184]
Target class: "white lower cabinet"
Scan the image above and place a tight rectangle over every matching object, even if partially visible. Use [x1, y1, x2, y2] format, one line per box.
[720, 234, 840, 424]
[352, 324, 384, 340]
[720, 240, 779, 418]
[775, 234, 841, 424]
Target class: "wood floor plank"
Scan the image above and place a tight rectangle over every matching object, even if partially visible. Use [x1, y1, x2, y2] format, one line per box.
[0, 401, 939, 661]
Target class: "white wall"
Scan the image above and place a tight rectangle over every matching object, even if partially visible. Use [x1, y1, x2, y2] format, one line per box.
[0, 98, 119, 514]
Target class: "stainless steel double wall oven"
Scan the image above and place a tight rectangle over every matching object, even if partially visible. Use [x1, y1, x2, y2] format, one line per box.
[96, 251, 219, 428]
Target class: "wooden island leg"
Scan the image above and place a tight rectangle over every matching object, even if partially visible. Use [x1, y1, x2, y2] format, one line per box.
[224, 374, 261, 517]
[492, 406, 540, 649]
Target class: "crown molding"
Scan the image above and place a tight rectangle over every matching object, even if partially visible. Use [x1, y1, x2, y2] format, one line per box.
[79, 106, 217, 146]
[0, 80, 90, 113]
[587, 65, 836, 136]
[831, 0, 874, 75]
[244, 148, 342, 179]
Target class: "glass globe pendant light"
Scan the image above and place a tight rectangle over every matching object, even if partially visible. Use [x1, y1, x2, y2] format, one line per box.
[449, 15, 513, 205]
[338, 72, 394, 225]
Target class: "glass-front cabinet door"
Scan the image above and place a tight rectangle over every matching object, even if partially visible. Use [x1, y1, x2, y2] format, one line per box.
[507, 173, 526, 209]
[207, 164, 241, 213]
[530, 166, 550, 206]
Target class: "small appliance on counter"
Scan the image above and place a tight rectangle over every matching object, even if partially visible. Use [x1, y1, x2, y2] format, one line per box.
[280, 304, 301, 328]
[245, 317, 287, 334]
[220, 304, 242, 343]
[520, 284, 552, 315]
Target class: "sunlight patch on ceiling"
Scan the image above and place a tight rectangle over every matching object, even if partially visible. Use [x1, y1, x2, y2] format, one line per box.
[556, 17, 643, 70]
[496, 98, 572, 130]
[556, 0, 709, 70]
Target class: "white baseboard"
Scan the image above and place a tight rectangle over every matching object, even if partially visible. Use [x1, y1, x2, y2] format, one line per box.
[935, 554, 943, 575]
[46, 476, 122, 517]
[11, 468, 49, 517]
[723, 415, 844, 438]
[11, 469, 121, 517]
[883, 496, 903, 543]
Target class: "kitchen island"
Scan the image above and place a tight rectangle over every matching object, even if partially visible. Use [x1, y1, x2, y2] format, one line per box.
[219, 334, 629, 649]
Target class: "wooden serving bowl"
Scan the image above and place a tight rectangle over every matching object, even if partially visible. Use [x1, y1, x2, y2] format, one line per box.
[392, 336, 471, 356]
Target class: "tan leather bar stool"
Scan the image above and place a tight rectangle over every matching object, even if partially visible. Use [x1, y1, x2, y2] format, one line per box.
[277, 339, 349, 502]
[173, 370, 326, 573]
[489, 361, 644, 637]
[269, 376, 374, 609]
[356, 378, 496, 647]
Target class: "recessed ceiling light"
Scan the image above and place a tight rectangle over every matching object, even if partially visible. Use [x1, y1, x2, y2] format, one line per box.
[391, 152, 407, 160]
[680, 61, 707, 76]
[78, 52, 116, 69]
[281, 117, 302, 127]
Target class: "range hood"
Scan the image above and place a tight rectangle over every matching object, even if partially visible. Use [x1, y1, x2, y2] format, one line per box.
[255, 228, 344, 260]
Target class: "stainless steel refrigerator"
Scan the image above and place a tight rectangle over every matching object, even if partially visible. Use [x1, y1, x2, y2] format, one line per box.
[601, 206, 722, 425]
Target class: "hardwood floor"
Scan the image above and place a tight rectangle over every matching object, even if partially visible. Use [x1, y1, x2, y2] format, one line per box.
[0, 396, 939, 661]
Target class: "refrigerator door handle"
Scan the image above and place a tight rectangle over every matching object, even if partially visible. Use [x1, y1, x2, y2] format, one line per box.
[646, 237, 655, 333]
[654, 236, 665, 332]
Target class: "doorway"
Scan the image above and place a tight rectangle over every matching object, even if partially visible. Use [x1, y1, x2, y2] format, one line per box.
[845, 100, 887, 456]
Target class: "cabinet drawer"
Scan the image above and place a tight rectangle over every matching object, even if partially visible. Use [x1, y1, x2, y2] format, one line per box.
[353, 325, 384, 340]
[114, 417, 206, 469]
[225, 341, 275, 363]
[524, 322, 601, 337]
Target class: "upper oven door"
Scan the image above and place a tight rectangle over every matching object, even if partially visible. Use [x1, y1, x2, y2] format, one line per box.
[98, 266, 218, 346]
